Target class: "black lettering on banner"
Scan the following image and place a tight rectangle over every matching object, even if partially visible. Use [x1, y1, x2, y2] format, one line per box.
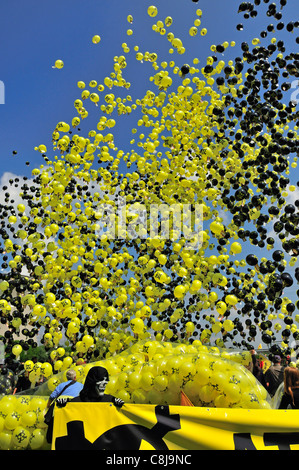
[233, 433, 257, 450]
[264, 432, 299, 450]
[234, 432, 299, 450]
[54, 405, 181, 450]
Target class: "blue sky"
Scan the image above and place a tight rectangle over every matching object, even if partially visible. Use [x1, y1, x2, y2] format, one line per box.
[0, 0, 298, 349]
[0, 0, 296, 176]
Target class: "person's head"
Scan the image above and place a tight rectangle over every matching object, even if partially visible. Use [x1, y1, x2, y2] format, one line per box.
[284, 367, 299, 405]
[273, 355, 281, 364]
[80, 366, 109, 401]
[66, 369, 77, 381]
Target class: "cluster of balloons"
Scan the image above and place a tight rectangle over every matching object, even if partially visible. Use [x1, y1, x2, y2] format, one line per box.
[0, 395, 48, 450]
[21, 348, 72, 386]
[97, 340, 271, 409]
[0, 0, 298, 395]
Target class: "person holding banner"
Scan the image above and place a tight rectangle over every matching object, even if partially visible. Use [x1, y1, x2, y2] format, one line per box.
[57, 366, 125, 407]
[50, 366, 124, 445]
[278, 367, 299, 409]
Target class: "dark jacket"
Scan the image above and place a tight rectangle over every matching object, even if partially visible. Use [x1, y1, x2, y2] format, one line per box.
[279, 388, 299, 409]
[264, 364, 284, 396]
[71, 366, 116, 403]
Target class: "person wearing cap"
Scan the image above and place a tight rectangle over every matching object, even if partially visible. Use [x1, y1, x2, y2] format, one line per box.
[263, 355, 285, 397]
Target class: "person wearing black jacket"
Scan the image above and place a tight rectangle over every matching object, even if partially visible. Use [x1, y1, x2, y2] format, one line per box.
[263, 355, 285, 397]
[57, 366, 124, 407]
[14, 368, 31, 393]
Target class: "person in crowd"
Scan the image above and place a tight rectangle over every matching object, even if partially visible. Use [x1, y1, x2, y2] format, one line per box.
[285, 355, 291, 367]
[14, 365, 31, 393]
[249, 349, 266, 387]
[279, 367, 299, 409]
[263, 355, 285, 397]
[45, 369, 84, 443]
[0, 360, 17, 394]
[46, 369, 83, 408]
[75, 353, 86, 365]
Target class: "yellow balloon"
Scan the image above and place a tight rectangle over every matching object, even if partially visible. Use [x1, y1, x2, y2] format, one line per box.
[92, 35, 101, 44]
[56, 347, 65, 357]
[40, 363, 52, 377]
[29, 429, 46, 450]
[54, 360, 63, 371]
[140, 372, 155, 391]
[198, 384, 217, 403]
[174, 285, 185, 299]
[0, 430, 12, 450]
[12, 426, 30, 448]
[0, 398, 15, 417]
[223, 319, 235, 332]
[153, 375, 168, 392]
[62, 357, 73, 369]
[147, 5, 158, 17]
[185, 322, 195, 333]
[4, 412, 21, 430]
[230, 242, 242, 254]
[130, 318, 144, 334]
[21, 411, 37, 427]
[54, 59, 64, 69]
[225, 294, 238, 306]
[216, 301, 227, 315]
[12, 344, 22, 357]
[47, 377, 60, 392]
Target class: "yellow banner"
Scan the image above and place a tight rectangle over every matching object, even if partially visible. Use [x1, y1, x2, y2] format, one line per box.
[52, 403, 299, 451]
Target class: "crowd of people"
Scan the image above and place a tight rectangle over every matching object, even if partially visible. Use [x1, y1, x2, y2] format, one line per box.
[0, 349, 88, 396]
[0, 358, 30, 395]
[0, 356, 48, 395]
[251, 350, 299, 409]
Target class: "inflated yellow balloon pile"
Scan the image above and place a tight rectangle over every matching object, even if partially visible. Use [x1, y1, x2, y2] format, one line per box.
[36, 341, 266, 407]
[100, 340, 270, 409]
[0, 1, 298, 447]
[0, 395, 48, 450]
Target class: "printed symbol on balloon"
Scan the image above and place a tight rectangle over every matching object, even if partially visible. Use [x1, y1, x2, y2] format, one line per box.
[54, 405, 181, 450]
